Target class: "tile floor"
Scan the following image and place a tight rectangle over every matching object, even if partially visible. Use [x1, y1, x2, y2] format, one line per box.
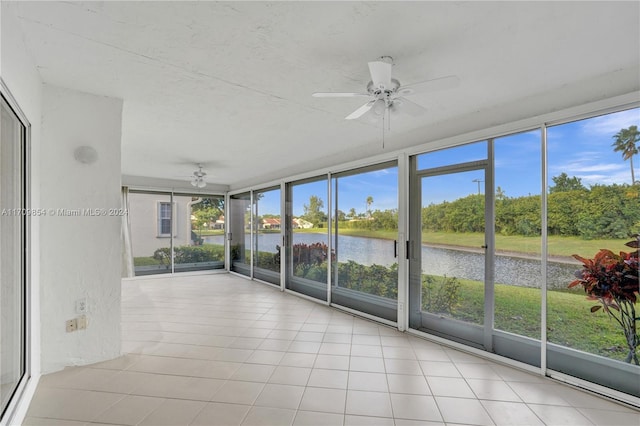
[24, 274, 639, 426]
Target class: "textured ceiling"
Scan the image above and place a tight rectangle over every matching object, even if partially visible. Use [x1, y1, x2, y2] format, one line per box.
[7, 1, 640, 190]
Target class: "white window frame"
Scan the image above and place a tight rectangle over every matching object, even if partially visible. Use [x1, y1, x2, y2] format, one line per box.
[156, 201, 176, 237]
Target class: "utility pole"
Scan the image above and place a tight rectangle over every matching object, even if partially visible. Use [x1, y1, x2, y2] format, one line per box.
[472, 178, 484, 195]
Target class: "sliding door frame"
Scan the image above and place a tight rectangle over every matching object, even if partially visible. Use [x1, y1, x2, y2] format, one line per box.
[0, 80, 31, 425]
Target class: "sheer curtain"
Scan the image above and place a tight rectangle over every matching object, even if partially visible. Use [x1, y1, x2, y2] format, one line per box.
[121, 186, 134, 277]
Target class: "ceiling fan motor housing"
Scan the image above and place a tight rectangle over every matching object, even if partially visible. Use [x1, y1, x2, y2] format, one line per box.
[367, 78, 401, 95]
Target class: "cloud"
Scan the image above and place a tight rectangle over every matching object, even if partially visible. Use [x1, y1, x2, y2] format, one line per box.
[549, 156, 638, 185]
[581, 109, 640, 136]
[371, 169, 391, 176]
[578, 169, 637, 186]
[563, 161, 623, 173]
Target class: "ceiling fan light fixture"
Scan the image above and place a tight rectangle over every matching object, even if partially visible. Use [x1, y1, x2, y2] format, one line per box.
[190, 164, 207, 188]
[373, 99, 386, 116]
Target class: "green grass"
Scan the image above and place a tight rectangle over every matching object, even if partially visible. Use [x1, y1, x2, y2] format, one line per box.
[198, 229, 225, 236]
[295, 228, 632, 259]
[133, 256, 161, 266]
[423, 232, 632, 258]
[442, 279, 630, 361]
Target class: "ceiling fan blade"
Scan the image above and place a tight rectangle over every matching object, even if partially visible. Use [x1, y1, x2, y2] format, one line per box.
[368, 60, 392, 91]
[345, 101, 375, 120]
[398, 75, 460, 96]
[391, 97, 426, 116]
[312, 92, 370, 98]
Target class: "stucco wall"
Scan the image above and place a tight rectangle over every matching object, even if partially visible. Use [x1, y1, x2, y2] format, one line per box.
[39, 84, 123, 373]
[128, 192, 193, 258]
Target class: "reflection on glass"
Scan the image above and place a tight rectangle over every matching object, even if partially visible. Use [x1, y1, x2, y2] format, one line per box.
[331, 164, 398, 321]
[421, 170, 485, 326]
[547, 108, 640, 396]
[1, 96, 26, 416]
[230, 192, 252, 276]
[494, 131, 542, 341]
[253, 187, 281, 285]
[285, 178, 328, 301]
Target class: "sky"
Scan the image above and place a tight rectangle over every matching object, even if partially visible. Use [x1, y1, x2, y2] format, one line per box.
[253, 107, 640, 216]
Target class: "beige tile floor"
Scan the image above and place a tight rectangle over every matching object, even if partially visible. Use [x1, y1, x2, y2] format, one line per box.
[24, 274, 639, 426]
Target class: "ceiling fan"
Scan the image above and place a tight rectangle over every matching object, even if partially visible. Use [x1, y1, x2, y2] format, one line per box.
[191, 164, 207, 188]
[312, 56, 459, 121]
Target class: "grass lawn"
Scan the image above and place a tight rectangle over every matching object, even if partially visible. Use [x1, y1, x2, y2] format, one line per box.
[442, 279, 630, 361]
[296, 228, 632, 259]
[133, 256, 161, 266]
[198, 229, 225, 236]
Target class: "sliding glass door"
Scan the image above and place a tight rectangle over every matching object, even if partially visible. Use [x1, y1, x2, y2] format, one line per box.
[173, 194, 225, 272]
[331, 162, 398, 321]
[129, 191, 224, 275]
[285, 177, 329, 301]
[1, 94, 28, 418]
[229, 192, 252, 277]
[409, 145, 490, 348]
[492, 130, 542, 366]
[253, 187, 281, 285]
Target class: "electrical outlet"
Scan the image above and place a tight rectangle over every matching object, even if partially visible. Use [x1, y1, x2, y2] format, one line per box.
[77, 315, 88, 330]
[76, 297, 88, 314]
[66, 318, 77, 332]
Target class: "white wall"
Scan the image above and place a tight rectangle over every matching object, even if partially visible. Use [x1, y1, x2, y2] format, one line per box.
[39, 85, 123, 373]
[128, 192, 192, 258]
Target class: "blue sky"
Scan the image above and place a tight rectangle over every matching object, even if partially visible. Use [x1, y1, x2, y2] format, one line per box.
[255, 108, 639, 216]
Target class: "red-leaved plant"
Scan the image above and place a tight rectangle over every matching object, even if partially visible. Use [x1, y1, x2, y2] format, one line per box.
[569, 235, 639, 364]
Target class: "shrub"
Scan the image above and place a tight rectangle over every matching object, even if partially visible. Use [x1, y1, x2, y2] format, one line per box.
[422, 274, 461, 314]
[570, 235, 639, 364]
[153, 244, 224, 267]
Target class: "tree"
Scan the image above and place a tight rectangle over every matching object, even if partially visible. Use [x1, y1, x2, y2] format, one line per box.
[612, 125, 640, 185]
[192, 197, 224, 212]
[348, 207, 357, 219]
[303, 195, 326, 226]
[550, 173, 586, 193]
[366, 196, 374, 217]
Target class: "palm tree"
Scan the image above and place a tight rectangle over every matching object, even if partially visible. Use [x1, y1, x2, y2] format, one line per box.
[612, 125, 640, 185]
[365, 196, 374, 217]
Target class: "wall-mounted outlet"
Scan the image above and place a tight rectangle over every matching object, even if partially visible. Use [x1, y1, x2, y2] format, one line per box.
[66, 318, 77, 332]
[76, 297, 88, 314]
[77, 315, 88, 330]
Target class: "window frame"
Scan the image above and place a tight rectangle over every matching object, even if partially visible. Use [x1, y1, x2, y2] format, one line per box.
[0, 81, 31, 424]
[156, 201, 176, 238]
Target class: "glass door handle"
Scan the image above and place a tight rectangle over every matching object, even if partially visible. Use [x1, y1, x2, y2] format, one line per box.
[406, 241, 410, 260]
[394, 240, 398, 258]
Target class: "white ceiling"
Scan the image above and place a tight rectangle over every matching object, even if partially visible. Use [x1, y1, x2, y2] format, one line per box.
[8, 1, 640, 190]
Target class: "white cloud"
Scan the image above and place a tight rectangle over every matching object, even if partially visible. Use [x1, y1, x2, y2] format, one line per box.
[371, 169, 391, 176]
[578, 169, 636, 186]
[563, 162, 623, 173]
[581, 109, 640, 136]
[549, 154, 639, 185]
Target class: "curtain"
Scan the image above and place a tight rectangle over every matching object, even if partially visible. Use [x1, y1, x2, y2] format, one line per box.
[121, 186, 134, 277]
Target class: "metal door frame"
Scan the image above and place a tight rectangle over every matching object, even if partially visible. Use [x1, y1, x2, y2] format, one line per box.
[408, 153, 495, 351]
